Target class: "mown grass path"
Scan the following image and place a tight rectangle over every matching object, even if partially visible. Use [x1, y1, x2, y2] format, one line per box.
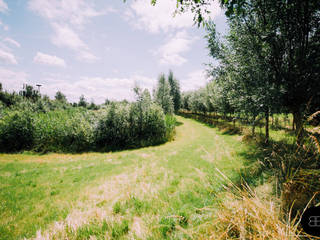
[0, 116, 248, 239]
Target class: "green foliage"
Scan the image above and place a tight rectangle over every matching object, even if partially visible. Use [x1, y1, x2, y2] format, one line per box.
[95, 103, 131, 149]
[95, 90, 171, 150]
[19, 84, 40, 102]
[0, 83, 176, 153]
[54, 91, 67, 103]
[33, 109, 96, 153]
[168, 70, 181, 113]
[111, 219, 129, 238]
[154, 73, 174, 115]
[159, 216, 176, 238]
[0, 110, 35, 152]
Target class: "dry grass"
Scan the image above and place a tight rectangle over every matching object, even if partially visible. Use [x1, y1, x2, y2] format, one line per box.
[191, 170, 303, 240]
[25, 159, 174, 240]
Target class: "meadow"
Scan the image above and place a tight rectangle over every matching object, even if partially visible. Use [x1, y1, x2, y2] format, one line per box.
[0, 116, 255, 239]
[2, 113, 316, 239]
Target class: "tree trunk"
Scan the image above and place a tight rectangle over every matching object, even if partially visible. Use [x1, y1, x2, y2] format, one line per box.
[292, 114, 295, 131]
[265, 108, 269, 144]
[252, 115, 256, 136]
[293, 110, 304, 145]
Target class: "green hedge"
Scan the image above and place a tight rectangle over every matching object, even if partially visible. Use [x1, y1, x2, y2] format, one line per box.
[0, 103, 176, 153]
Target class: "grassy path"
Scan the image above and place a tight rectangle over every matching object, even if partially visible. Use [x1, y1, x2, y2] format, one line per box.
[0, 116, 248, 239]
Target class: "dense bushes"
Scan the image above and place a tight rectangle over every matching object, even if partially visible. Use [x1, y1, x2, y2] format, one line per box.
[0, 102, 176, 153]
[33, 109, 97, 152]
[0, 110, 35, 152]
[95, 102, 171, 150]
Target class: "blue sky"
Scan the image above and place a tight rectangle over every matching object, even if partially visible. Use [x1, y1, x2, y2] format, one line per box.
[0, 0, 227, 103]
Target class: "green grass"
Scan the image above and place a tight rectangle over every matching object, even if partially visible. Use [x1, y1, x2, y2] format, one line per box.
[0, 116, 256, 239]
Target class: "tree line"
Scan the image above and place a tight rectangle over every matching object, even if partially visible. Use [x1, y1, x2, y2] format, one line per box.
[0, 71, 181, 153]
[173, 0, 319, 144]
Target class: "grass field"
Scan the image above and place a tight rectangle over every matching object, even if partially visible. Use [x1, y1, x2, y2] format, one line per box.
[0, 116, 257, 239]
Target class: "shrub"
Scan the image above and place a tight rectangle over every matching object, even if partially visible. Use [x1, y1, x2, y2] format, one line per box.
[0, 110, 35, 152]
[0, 98, 176, 153]
[95, 103, 131, 150]
[33, 109, 96, 152]
[95, 101, 173, 150]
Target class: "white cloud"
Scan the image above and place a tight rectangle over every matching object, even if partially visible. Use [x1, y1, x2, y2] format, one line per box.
[181, 69, 209, 91]
[77, 50, 98, 63]
[3, 37, 21, 48]
[0, 48, 17, 64]
[126, 0, 222, 33]
[50, 23, 97, 62]
[154, 31, 197, 66]
[51, 23, 86, 50]
[33, 52, 66, 67]
[0, 19, 9, 31]
[0, 68, 28, 92]
[37, 74, 156, 104]
[28, 0, 104, 28]
[0, 0, 8, 13]
[28, 0, 104, 62]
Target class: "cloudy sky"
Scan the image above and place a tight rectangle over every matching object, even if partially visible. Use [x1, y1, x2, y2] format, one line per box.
[0, 0, 227, 103]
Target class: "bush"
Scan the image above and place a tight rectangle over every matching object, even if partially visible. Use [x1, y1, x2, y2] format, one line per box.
[95, 101, 172, 150]
[95, 103, 131, 150]
[33, 109, 96, 152]
[0, 110, 35, 152]
[0, 98, 176, 153]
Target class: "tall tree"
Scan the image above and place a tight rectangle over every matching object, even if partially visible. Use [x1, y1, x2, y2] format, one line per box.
[78, 95, 88, 108]
[159, 0, 320, 143]
[19, 84, 40, 102]
[154, 73, 174, 115]
[55, 91, 67, 103]
[168, 70, 181, 113]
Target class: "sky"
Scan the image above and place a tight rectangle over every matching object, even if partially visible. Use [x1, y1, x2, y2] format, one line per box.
[0, 0, 227, 103]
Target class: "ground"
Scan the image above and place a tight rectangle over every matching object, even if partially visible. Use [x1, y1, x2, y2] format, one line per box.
[0, 116, 249, 239]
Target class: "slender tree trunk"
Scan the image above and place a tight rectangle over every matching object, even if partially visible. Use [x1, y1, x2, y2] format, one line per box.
[252, 115, 256, 136]
[265, 108, 269, 144]
[293, 110, 304, 145]
[292, 113, 295, 131]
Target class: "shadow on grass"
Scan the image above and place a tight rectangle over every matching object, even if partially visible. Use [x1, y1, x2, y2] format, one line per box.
[175, 121, 184, 126]
[178, 112, 320, 190]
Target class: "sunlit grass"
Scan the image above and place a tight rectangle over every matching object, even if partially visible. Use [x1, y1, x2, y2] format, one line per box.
[0, 116, 270, 239]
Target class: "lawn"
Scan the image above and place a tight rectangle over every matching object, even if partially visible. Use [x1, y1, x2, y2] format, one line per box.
[0, 116, 252, 239]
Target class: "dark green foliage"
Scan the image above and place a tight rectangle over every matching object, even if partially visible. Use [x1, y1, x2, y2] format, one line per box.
[95, 103, 131, 149]
[33, 109, 96, 153]
[19, 84, 40, 102]
[78, 94, 88, 108]
[159, 216, 176, 238]
[95, 91, 171, 150]
[54, 91, 67, 103]
[0, 110, 35, 152]
[168, 70, 181, 113]
[154, 73, 174, 115]
[0, 83, 176, 153]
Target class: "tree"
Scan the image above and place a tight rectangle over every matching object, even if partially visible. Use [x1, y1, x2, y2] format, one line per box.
[160, 0, 320, 144]
[78, 95, 88, 108]
[154, 73, 174, 115]
[19, 84, 40, 102]
[168, 70, 181, 113]
[55, 91, 67, 103]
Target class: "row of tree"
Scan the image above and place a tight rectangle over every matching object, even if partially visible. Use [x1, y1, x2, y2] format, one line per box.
[175, 0, 319, 144]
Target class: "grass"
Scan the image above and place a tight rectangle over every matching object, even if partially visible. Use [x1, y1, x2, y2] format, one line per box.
[0, 115, 294, 239]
